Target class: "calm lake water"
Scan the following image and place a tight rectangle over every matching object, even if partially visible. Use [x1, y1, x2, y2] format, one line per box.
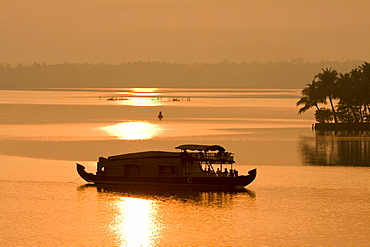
[0, 88, 369, 246]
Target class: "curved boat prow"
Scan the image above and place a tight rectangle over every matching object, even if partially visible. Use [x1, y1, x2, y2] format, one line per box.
[248, 168, 257, 178]
[247, 168, 257, 184]
[76, 163, 96, 182]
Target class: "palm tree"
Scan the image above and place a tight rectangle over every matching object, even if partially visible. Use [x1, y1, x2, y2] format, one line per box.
[297, 80, 326, 114]
[315, 68, 339, 123]
[358, 62, 370, 122]
[336, 72, 360, 123]
[297, 63, 370, 124]
[359, 62, 370, 76]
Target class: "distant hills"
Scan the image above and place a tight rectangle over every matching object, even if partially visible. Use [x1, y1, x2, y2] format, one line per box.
[0, 60, 365, 89]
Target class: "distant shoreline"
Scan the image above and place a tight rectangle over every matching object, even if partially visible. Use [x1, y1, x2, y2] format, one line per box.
[0, 60, 364, 89]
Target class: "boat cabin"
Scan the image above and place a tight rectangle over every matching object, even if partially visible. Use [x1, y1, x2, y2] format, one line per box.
[96, 144, 236, 178]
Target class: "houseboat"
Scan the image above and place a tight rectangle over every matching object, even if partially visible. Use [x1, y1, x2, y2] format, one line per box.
[76, 144, 257, 189]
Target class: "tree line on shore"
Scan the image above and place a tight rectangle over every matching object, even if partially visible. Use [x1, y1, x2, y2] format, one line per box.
[0, 60, 363, 89]
[297, 62, 370, 124]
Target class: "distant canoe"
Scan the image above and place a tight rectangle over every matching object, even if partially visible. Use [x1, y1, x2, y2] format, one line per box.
[107, 97, 128, 101]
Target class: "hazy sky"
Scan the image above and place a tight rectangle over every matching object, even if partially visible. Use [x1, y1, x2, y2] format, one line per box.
[1, 0, 370, 64]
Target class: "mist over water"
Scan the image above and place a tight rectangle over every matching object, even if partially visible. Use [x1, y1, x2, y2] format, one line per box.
[2, 1, 370, 63]
[0, 88, 369, 246]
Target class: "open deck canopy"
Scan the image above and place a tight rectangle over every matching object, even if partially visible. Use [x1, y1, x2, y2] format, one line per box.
[175, 144, 225, 152]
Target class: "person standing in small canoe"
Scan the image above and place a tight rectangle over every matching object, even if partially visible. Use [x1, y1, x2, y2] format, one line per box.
[158, 111, 163, 121]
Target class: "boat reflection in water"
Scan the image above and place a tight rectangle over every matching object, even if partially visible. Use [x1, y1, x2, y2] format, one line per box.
[300, 131, 370, 166]
[102, 121, 161, 140]
[92, 183, 256, 202]
[78, 184, 255, 246]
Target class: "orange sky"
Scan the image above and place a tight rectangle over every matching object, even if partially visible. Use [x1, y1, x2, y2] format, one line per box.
[1, 0, 370, 64]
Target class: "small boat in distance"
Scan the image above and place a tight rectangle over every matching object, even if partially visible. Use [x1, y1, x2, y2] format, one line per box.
[76, 144, 257, 190]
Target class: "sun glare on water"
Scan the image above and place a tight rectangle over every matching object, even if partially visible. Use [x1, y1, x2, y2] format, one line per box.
[110, 197, 162, 246]
[102, 121, 161, 140]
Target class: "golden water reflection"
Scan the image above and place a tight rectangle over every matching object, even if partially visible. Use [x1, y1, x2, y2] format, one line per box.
[119, 97, 162, 107]
[102, 121, 161, 140]
[118, 88, 162, 107]
[110, 197, 162, 246]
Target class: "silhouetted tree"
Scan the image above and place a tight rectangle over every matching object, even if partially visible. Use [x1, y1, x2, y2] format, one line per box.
[298, 62, 370, 124]
[358, 62, 370, 122]
[315, 68, 339, 123]
[335, 72, 361, 123]
[315, 108, 333, 123]
[296, 80, 326, 114]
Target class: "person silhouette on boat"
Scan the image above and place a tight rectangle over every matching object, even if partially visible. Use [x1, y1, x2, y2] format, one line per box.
[230, 169, 234, 177]
[224, 168, 228, 176]
[158, 111, 163, 121]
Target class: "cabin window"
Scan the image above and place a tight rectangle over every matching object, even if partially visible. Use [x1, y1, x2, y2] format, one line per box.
[159, 165, 176, 175]
[124, 164, 140, 174]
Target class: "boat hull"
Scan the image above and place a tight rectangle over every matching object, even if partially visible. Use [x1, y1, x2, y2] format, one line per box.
[77, 164, 256, 189]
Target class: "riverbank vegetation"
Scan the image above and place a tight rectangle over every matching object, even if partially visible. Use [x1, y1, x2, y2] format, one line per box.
[297, 62, 370, 124]
[0, 60, 363, 89]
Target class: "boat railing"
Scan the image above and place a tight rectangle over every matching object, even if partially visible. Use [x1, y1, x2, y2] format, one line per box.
[187, 152, 234, 162]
